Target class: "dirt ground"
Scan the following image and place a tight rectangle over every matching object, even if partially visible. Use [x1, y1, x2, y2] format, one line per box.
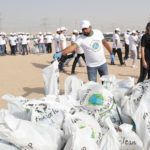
[0, 46, 140, 108]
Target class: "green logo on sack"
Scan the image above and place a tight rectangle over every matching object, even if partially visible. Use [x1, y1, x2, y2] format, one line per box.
[88, 94, 104, 105]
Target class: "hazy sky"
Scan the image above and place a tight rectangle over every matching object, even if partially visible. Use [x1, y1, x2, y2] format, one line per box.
[0, 0, 150, 33]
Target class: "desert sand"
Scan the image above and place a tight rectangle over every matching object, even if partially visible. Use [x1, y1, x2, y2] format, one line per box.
[0, 46, 140, 108]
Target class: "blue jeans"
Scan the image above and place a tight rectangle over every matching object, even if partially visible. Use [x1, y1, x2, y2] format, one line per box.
[38, 43, 46, 53]
[0, 45, 4, 55]
[87, 63, 108, 82]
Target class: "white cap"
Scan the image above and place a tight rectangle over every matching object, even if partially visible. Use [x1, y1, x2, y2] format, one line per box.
[80, 20, 91, 29]
[47, 32, 52, 35]
[115, 28, 120, 32]
[38, 32, 42, 35]
[60, 26, 67, 31]
[56, 28, 61, 32]
[132, 30, 136, 34]
[73, 29, 79, 34]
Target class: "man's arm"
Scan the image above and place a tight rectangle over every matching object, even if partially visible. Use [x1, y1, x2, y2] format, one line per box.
[102, 39, 112, 54]
[61, 43, 78, 55]
[141, 46, 147, 68]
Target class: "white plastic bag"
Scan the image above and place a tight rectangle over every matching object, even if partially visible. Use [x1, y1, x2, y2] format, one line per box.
[42, 60, 59, 95]
[63, 112, 102, 145]
[64, 75, 83, 96]
[99, 117, 121, 150]
[2, 94, 31, 120]
[0, 110, 64, 150]
[121, 80, 150, 149]
[0, 139, 19, 150]
[64, 129, 99, 150]
[119, 124, 143, 150]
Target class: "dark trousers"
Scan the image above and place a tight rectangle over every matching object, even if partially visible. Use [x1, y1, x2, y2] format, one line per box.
[22, 44, 28, 55]
[46, 43, 52, 53]
[59, 53, 75, 71]
[112, 48, 124, 65]
[71, 53, 86, 74]
[11, 45, 16, 55]
[137, 59, 150, 83]
[124, 43, 129, 60]
[4, 45, 7, 54]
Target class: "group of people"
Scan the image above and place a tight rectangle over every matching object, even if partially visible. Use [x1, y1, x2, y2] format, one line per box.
[54, 20, 150, 83]
[1, 20, 150, 83]
[0, 32, 54, 56]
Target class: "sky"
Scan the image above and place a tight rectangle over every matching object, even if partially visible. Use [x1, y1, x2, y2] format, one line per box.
[0, 0, 150, 33]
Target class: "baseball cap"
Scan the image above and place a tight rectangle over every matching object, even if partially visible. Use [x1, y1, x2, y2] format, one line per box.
[60, 26, 67, 31]
[80, 20, 91, 29]
[56, 28, 61, 32]
[115, 28, 120, 32]
[132, 30, 136, 34]
[73, 29, 79, 34]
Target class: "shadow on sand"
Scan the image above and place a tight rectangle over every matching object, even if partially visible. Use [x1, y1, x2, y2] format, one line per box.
[22, 87, 44, 97]
[32, 63, 48, 69]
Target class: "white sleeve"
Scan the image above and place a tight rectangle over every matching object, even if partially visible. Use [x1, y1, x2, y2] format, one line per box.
[74, 36, 82, 47]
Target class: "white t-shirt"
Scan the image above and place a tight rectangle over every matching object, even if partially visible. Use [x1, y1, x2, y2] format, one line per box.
[54, 33, 60, 52]
[71, 34, 77, 42]
[38, 35, 44, 43]
[124, 32, 130, 45]
[0, 36, 3, 45]
[59, 33, 67, 50]
[9, 36, 17, 46]
[129, 35, 138, 51]
[75, 29, 106, 67]
[21, 35, 28, 45]
[112, 33, 122, 49]
[45, 35, 53, 43]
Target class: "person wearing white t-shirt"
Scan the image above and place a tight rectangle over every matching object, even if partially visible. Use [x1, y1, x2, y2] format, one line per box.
[9, 33, 17, 55]
[0, 33, 4, 55]
[124, 29, 130, 62]
[129, 30, 138, 68]
[26, 33, 31, 53]
[111, 28, 124, 65]
[45, 32, 53, 53]
[65, 30, 83, 67]
[37, 32, 46, 53]
[71, 30, 86, 74]
[21, 33, 28, 55]
[55, 20, 112, 81]
[54, 28, 61, 53]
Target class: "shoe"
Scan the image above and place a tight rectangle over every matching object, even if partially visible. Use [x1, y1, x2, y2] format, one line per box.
[71, 72, 76, 75]
[79, 65, 85, 67]
[124, 60, 127, 65]
[60, 69, 67, 73]
[111, 62, 115, 65]
[132, 65, 136, 68]
[120, 62, 125, 66]
[64, 64, 69, 67]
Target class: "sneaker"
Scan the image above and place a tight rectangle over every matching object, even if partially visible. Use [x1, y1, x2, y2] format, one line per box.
[132, 65, 136, 68]
[124, 60, 127, 65]
[111, 62, 115, 65]
[79, 65, 85, 67]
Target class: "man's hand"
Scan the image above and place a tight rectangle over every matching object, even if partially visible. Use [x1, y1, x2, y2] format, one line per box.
[142, 60, 148, 69]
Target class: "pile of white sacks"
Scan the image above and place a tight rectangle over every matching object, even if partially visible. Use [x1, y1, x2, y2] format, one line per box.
[0, 61, 149, 150]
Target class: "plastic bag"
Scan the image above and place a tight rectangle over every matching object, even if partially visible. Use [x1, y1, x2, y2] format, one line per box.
[118, 124, 143, 150]
[42, 60, 59, 95]
[0, 110, 64, 150]
[64, 75, 83, 96]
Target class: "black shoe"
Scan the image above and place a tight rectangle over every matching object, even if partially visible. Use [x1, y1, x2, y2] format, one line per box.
[111, 62, 115, 65]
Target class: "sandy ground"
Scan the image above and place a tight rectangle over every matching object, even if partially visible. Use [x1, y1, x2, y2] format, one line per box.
[0, 46, 140, 108]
